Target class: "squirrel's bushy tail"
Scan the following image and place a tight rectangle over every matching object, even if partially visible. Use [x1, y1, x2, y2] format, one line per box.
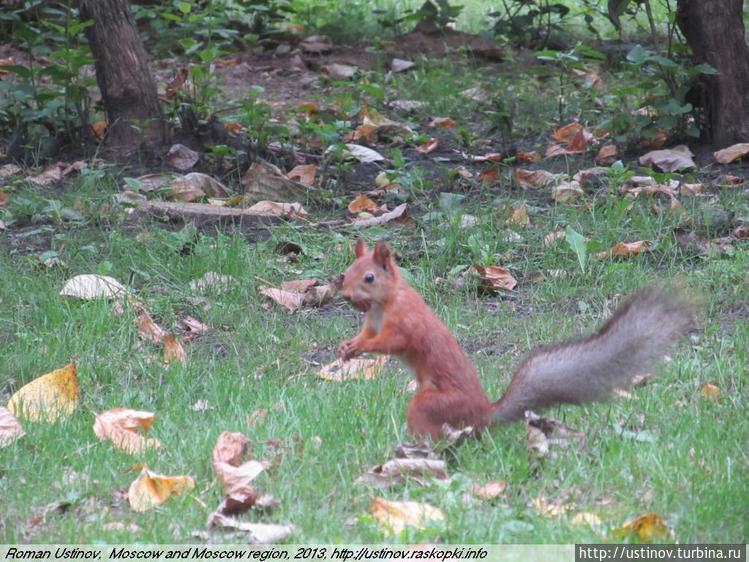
[492, 287, 697, 423]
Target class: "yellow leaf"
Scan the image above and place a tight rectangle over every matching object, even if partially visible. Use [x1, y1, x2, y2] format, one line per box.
[348, 193, 378, 214]
[700, 383, 720, 401]
[613, 512, 670, 542]
[507, 202, 529, 227]
[163, 335, 186, 365]
[372, 497, 445, 536]
[128, 466, 195, 512]
[0, 406, 25, 447]
[8, 362, 79, 422]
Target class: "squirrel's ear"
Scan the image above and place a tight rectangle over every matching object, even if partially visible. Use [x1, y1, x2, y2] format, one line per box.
[373, 240, 391, 269]
[354, 239, 367, 258]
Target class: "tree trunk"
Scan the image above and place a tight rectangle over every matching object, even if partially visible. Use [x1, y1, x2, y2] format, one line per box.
[676, 0, 749, 148]
[79, 0, 166, 154]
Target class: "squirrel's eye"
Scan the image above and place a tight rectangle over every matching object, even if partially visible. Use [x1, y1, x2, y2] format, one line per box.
[364, 272, 375, 283]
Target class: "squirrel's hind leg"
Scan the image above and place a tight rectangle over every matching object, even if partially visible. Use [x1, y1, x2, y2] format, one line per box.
[407, 389, 489, 441]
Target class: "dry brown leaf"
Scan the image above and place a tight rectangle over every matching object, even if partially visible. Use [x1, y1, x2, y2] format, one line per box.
[516, 150, 541, 164]
[416, 138, 439, 154]
[391, 58, 415, 73]
[573, 167, 607, 188]
[91, 121, 107, 141]
[639, 145, 695, 172]
[428, 117, 457, 128]
[471, 480, 507, 500]
[163, 335, 186, 364]
[680, 183, 704, 196]
[546, 122, 591, 157]
[470, 152, 503, 163]
[207, 512, 297, 544]
[357, 458, 448, 487]
[260, 287, 304, 312]
[352, 203, 408, 227]
[596, 240, 651, 260]
[353, 108, 412, 144]
[525, 411, 585, 460]
[211, 432, 267, 499]
[178, 316, 210, 338]
[613, 512, 670, 542]
[700, 383, 720, 401]
[322, 63, 358, 79]
[0, 163, 22, 181]
[247, 200, 307, 218]
[543, 229, 566, 247]
[212, 431, 251, 467]
[514, 168, 555, 189]
[348, 193, 379, 214]
[8, 362, 79, 422]
[137, 311, 167, 344]
[551, 180, 584, 203]
[713, 143, 749, 164]
[241, 160, 309, 204]
[372, 497, 445, 536]
[595, 143, 618, 165]
[165, 144, 200, 171]
[507, 202, 529, 227]
[93, 409, 162, 455]
[317, 356, 388, 381]
[286, 164, 316, 186]
[471, 265, 517, 291]
[128, 466, 195, 512]
[280, 279, 318, 293]
[0, 406, 25, 447]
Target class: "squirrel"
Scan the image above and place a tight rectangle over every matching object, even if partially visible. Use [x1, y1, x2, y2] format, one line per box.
[337, 239, 696, 441]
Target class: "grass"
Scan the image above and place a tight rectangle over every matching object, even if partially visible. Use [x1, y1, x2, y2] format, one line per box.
[1, 25, 748, 544]
[0, 171, 747, 543]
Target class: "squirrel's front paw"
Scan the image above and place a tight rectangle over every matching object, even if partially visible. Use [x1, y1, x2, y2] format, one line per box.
[337, 339, 359, 361]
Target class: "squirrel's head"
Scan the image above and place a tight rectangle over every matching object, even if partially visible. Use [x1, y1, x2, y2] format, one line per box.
[340, 239, 398, 312]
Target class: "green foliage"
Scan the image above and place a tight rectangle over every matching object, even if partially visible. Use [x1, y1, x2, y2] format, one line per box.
[0, 2, 95, 160]
[132, 0, 292, 55]
[598, 44, 718, 143]
[490, 0, 571, 49]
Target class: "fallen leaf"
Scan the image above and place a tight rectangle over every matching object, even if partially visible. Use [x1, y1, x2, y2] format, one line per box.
[93, 409, 162, 455]
[0, 407, 25, 447]
[471, 265, 517, 291]
[372, 497, 445, 536]
[460, 87, 491, 103]
[713, 143, 749, 164]
[211, 431, 267, 505]
[516, 150, 541, 164]
[357, 458, 448, 487]
[91, 121, 107, 140]
[352, 203, 408, 227]
[60, 274, 129, 300]
[391, 58, 415, 72]
[595, 143, 618, 165]
[571, 68, 603, 88]
[241, 160, 309, 204]
[507, 202, 529, 227]
[543, 229, 566, 247]
[700, 383, 720, 401]
[128, 466, 195, 512]
[163, 335, 186, 364]
[348, 193, 379, 214]
[171, 173, 230, 199]
[639, 145, 695, 172]
[551, 180, 584, 203]
[428, 117, 457, 128]
[165, 144, 200, 171]
[514, 168, 555, 189]
[178, 316, 210, 338]
[259, 287, 304, 312]
[137, 311, 167, 344]
[471, 481, 507, 500]
[416, 138, 439, 154]
[680, 183, 704, 196]
[27, 164, 63, 186]
[317, 356, 388, 381]
[285, 164, 316, 186]
[546, 122, 591, 157]
[8, 362, 79, 422]
[322, 63, 358, 79]
[389, 100, 426, 114]
[532, 495, 573, 518]
[613, 512, 670, 542]
[596, 240, 651, 260]
[246, 200, 307, 218]
[353, 108, 412, 144]
[525, 411, 585, 460]
[573, 167, 607, 188]
[207, 512, 297, 544]
[343, 144, 385, 163]
[0, 163, 23, 181]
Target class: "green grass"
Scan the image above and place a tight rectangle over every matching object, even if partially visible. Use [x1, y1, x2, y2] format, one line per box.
[1, 172, 747, 543]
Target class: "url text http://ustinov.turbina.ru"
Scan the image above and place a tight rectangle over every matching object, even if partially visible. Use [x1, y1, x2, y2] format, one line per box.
[576, 544, 746, 562]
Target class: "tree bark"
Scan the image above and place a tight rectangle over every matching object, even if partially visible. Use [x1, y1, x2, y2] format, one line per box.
[676, 0, 749, 148]
[79, 0, 166, 154]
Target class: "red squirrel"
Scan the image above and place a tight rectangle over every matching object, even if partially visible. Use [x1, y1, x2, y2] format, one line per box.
[337, 239, 696, 440]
